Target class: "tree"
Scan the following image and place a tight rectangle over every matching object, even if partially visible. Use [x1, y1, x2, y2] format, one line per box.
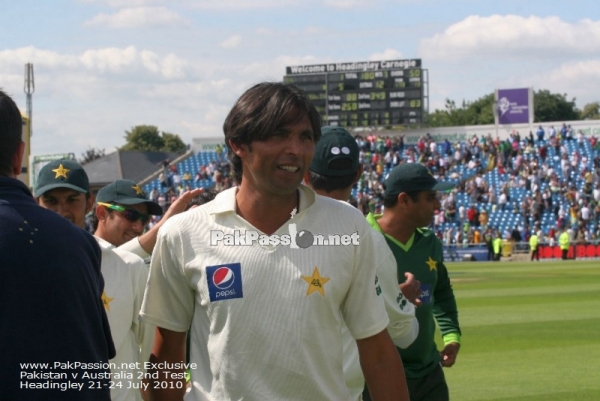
[79, 147, 105, 165]
[427, 94, 495, 127]
[162, 132, 187, 153]
[580, 102, 600, 120]
[121, 125, 187, 152]
[461, 93, 495, 125]
[533, 90, 579, 122]
[427, 90, 583, 127]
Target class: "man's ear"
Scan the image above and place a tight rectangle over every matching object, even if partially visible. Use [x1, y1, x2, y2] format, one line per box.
[303, 171, 311, 187]
[352, 164, 364, 186]
[10, 141, 25, 177]
[397, 192, 411, 207]
[95, 203, 108, 222]
[228, 139, 248, 158]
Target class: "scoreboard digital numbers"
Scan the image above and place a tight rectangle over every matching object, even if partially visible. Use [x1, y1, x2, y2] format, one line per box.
[284, 59, 425, 127]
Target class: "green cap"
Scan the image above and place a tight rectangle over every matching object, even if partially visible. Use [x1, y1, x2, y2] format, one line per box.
[384, 163, 454, 198]
[309, 126, 359, 177]
[96, 179, 163, 215]
[34, 159, 89, 197]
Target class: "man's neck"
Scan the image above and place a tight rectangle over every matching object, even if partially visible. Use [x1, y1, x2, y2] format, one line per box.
[235, 186, 299, 235]
[376, 212, 416, 245]
[311, 187, 350, 202]
[94, 229, 119, 248]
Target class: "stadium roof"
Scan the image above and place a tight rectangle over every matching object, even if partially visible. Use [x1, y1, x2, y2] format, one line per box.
[83, 150, 181, 191]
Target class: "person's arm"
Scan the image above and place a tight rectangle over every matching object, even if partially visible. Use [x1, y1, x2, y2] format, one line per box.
[357, 329, 409, 401]
[136, 189, 204, 254]
[146, 327, 187, 401]
[139, 216, 196, 400]
[440, 342, 460, 367]
[432, 259, 461, 367]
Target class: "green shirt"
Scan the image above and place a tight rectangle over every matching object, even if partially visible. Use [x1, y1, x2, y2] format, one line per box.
[529, 234, 539, 250]
[493, 238, 502, 253]
[366, 213, 461, 378]
[559, 232, 570, 250]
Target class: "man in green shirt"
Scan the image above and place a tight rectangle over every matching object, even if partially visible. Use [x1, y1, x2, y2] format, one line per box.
[529, 232, 539, 261]
[559, 228, 570, 260]
[493, 232, 503, 261]
[363, 163, 461, 401]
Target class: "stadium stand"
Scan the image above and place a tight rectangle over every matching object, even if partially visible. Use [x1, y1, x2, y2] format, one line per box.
[140, 127, 600, 248]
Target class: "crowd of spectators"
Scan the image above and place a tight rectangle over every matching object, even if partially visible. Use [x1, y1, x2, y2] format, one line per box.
[144, 124, 600, 247]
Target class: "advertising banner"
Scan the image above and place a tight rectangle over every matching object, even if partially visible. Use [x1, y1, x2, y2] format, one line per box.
[496, 88, 531, 124]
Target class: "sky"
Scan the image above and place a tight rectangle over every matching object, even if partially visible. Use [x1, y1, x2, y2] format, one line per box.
[2, 0, 600, 159]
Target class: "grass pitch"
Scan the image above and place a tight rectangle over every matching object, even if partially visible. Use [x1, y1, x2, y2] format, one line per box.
[440, 259, 600, 401]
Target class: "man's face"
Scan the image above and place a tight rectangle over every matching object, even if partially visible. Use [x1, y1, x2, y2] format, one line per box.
[38, 188, 92, 229]
[97, 203, 148, 247]
[237, 115, 315, 196]
[407, 190, 441, 228]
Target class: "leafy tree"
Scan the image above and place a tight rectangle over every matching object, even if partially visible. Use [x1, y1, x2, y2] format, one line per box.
[162, 132, 187, 153]
[79, 147, 105, 165]
[468, 93, 495, 125]
[533, 90, 579, 122]
[427, 90, 583, 126]
[427, 94, 494, 127]
[121, 125, 186, 152]
[580, 102, 600, 120]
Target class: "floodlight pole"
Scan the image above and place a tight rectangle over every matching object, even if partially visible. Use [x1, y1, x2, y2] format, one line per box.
[24, 63, 35, 136]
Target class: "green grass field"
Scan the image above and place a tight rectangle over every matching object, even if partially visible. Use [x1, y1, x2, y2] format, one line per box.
[440, 259, 600, 401]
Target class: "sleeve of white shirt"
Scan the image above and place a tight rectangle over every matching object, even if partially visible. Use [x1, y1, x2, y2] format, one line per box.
[140, 221, 195, 332]
[375, 245, 419, 349]
[341, 225, 390, 340]
[118, 237, 151, 260]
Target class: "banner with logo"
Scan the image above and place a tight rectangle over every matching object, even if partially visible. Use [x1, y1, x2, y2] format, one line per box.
[496, 88, 531, 125]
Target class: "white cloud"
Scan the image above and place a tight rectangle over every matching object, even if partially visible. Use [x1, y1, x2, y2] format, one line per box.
[220, 35, 242, 49]
[106, 0, 161, 6]
[276, 54, 321, 67]
[140, 50, 160, 74]
[77, 0, 161, 6]
[160, 54, 189, 79]
[0, 47, 79, 70]
[420, 15, 600, 60]
[80, 46, 138, 72]
[304, 26, 325, 35]
[369, 48, 403, 61]
[84, 7, 188, 29]
[255, 27, 274, 35]
[324, 0, 370, 9]
[78, 47, 189, 79]
[526, 60, 600, 106]
[187, 0, 291, 10]
[0, 46, 192, 83]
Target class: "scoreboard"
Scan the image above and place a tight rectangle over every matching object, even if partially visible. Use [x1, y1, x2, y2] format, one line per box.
[284, 59, 425, 127]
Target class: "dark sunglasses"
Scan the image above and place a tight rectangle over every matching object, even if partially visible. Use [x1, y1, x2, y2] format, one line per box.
[97, 202, 150, 224]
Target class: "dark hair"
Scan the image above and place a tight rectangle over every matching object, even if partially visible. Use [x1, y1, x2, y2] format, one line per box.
[382, 190, 420, 209]
[223, 82, 322, 184]
[307, 171, 357, 194]
[90, 209, 100, 232]
[185, 188, 218, 210]
[0, 89, 23, 176]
